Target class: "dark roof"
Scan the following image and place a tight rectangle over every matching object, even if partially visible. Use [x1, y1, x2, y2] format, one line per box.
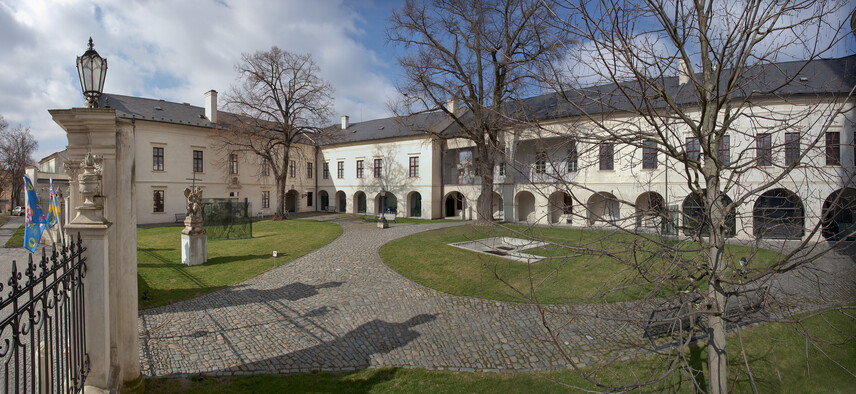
[511, 55, 856, 122]
[98, 93, 214, 127]
[321, 111, 453, 145]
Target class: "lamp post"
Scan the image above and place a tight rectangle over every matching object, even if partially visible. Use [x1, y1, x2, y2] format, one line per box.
[76, 37, 108, 108]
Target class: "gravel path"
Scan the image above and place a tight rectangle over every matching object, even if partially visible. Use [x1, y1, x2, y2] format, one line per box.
[137, 215, 856, 377]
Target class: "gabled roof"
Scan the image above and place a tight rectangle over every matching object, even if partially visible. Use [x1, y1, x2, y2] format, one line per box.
[322, 111, 454, 145]
[98, 93, 214, 127]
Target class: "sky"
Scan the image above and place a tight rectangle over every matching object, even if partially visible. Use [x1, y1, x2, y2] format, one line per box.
[0, 0, 853, 162]
[0, 0, 406, 161]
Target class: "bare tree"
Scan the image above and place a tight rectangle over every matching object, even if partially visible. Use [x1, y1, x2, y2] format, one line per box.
[217, 47, 334, 219]
[0, 119, 38, 207]
[480, 0, 855, 392]
[388, 0, 563, 225]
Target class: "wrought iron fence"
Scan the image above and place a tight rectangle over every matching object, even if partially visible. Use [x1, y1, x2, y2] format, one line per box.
[0, 235, 88, 393]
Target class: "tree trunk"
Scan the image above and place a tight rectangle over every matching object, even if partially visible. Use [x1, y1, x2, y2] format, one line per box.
[705, 184, 728, 393]
[475, 141, 495, 225]
[275, 175, 285, 220]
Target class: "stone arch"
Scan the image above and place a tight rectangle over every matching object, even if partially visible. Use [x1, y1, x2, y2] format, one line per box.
[335, 190, 347, 213]
[375, 192, 397, 214]
[407, 191, 423, 218]
[516, 191, 536, 222]
[444, 191, 465, 218]
[822, 188, 856, 240]
[587, 192, 619, 225]
[681, 190, 736, 237]
[635, 191, 665, 229]
[548, 191, 573, 224]
[353, 191, 367, 214]
[319, 190, 330, 211]
[753, 188, 804, 239]
[285, 189, 299, 212]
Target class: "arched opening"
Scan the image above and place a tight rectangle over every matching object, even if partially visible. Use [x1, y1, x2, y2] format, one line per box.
[635, 192, 665, 229]
[444, 192, 465, 218]
[353, 191, 367, 214]
[375, 192, 398, 214]
[335, 191, 346, 213]
[516, 191, 536, 222]
[682, 190, 736, 237]
[548, 191, 573, 224]
[492, 191, 503, 221]
[319, 190, 329, 211]
[285, 189, 299, 212]
[754, 188, 804, 239]
[587, 192, 619, 225]
[408, 192, 422, 217]
[822, 188, 856, 240]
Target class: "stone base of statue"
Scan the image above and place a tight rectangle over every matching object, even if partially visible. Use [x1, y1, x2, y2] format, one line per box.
[377, 219, 389, 229]
[181, 216, 207, 266]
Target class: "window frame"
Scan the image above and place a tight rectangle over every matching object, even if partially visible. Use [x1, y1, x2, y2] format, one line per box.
[599, 143, 614, 171]
[756, 133, 773, 167]
[642, 140, 657, 169]
[356, 160, 364, 178]
[153, 147, 164, 171]
[192, 150, 203, 173]
[262, 191, 270, 209]
[153, 190, 164, 213]
[409, 156, 419, 177]
[229, 153, 238, 174]
[535, 151, 547, 174]
[374, 158, 383, 178]
[289, 160, 296, 178]
[306, 162, 313, 178]
[567, 141, 578, 172]
[826, 131, 841, 166]
[718, 135, 730, 166]
[322, 162, 330, 179]
[686, 137, 700, 162]
[337, 161, 345, 179]
[784, 132, 800, 166]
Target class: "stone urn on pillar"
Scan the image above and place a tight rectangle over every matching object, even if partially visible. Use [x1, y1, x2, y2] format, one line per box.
[181, 187, 207, 266]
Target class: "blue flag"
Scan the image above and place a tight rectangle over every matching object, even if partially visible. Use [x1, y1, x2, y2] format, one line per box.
[46, 179, 59, 229]
[23, 176, 46, 253]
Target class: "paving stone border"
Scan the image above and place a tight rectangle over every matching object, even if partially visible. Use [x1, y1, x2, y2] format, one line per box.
[138, 215, 856, 377]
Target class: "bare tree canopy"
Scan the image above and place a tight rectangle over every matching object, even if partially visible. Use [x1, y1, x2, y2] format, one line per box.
[389, 0, 564, 224]
[218, 47, 334, 219]
[0, 117, 37, 207]
[490, 0, 856, 392]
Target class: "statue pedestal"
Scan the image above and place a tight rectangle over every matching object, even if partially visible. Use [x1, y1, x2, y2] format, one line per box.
[181, 233, 207, 266]
[181, 216, 207, 266]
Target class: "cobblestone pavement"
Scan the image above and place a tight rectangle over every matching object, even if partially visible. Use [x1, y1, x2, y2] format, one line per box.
[138, 215, 856, 376]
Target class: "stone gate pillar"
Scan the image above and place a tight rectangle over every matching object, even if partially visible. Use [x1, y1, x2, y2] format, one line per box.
[50, 108, 142, 393]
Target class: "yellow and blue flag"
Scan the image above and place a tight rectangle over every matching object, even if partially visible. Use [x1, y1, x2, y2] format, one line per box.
[23, 175, 46, 253]
[46, 179, 60, 229]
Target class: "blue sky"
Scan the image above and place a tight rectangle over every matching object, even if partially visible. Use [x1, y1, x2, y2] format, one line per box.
[0, 0, 853, 162]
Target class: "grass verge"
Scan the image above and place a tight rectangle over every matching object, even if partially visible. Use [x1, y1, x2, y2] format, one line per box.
[353, 214, 460, 224]
[4, 224, 25, 248]
[380, 224, 780, 304]
[138, 219, 341, 309]
[144, 306, 855, 393]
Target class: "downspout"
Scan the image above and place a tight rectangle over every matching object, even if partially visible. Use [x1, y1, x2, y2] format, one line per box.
[314, 145, 319, 212]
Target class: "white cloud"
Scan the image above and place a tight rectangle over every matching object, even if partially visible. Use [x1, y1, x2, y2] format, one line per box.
[0, 0, 399, 160]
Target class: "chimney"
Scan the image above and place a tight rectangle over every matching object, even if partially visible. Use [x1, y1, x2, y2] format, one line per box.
[678, 59, 690, 85]
[445, 97, 457, 113]
[341, 115, 349, 130]
[205, 90, 218, 123]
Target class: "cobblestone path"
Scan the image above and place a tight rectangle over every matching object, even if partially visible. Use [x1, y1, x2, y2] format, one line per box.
[138, 216, 856, 376]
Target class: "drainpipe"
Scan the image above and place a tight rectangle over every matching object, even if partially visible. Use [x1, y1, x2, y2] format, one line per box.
[314, 145, 319, 212]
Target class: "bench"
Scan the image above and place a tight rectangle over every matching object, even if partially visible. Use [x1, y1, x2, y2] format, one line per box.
[723, 286, 768, 325]
[642, 294, 705, 349]
[377, 212, 397, 223]
[175, 213, 185, 223]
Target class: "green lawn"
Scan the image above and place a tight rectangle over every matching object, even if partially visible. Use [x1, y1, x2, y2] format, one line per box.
[138, 219, 342, 309]
[4, 223, 25, 248]
[144, 306, 856, 393]
[0, 213, 10, 227]
[380, 225, 780, 304]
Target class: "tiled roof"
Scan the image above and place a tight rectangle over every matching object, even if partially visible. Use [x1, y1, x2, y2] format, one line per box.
[98, 94, 214, 127]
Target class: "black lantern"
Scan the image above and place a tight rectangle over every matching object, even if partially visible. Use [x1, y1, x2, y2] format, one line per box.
[76, 37, 108, 108]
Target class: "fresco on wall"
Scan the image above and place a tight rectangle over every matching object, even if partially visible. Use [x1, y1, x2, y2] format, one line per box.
[458, 150, 474, 184]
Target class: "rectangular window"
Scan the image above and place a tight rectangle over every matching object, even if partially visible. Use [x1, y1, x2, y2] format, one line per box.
[409, 156, 419, 177]
[337, 161, 344, 179]
[153, 147, 164, 171]
[642, 140, 657, 169]
[307, 192, 313, 206]
[535, 151, 547, 174]
[153, 190, 164, 213]
[567, 141, 578, 172]
[306, 162, 313, 178]
[192, 150, 203, 173]
[785, 132, 800, 166]
[229, 153, 238, 174]
[261, 161, 270, 176]
[826, 132, 840, 165]
[686, 137, 700, 161]
[322, 163, 330, 179]
[374, 158, 383, 178]
[356, 160, 364, 178]
[289, 160, 296, 178]
[718, 135, 730, 166]
[262, 191, 270, 209]
[599, 143, 614, 170]
[498, 162, 506, 176]
[756, 133, 772, 166]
